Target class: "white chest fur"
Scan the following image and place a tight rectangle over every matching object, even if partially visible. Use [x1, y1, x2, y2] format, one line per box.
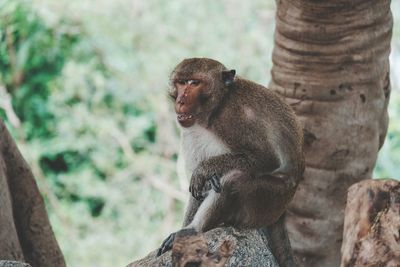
[180, 124, 230, 176]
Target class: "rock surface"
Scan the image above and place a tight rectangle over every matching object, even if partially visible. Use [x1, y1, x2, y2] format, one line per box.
[127, 227, 278, 267]
[0, 261, 31, 267]
[341, 179, 400, 267]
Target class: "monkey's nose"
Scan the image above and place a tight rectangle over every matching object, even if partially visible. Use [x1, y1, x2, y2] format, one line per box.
[177, 94, 187, 105]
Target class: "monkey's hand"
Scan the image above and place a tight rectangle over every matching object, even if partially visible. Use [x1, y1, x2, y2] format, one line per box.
[189, 168, 210, 200]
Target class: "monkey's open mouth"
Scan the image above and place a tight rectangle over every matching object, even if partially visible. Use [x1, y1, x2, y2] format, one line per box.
[177, 113, 195, 127]
[177, 114, 193, 121]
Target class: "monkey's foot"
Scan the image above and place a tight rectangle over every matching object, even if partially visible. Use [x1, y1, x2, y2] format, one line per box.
[210, 174, 221, 193]
[157, 232, 176, 256]
[191, 188, 209, 201]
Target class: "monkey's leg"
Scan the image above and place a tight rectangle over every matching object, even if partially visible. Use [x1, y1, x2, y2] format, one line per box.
[187, 190, 217, 231]
[187, 170, 252, 232]
[158, 194, 211, 256]
[157, 232, 176, 256]
[187, 185, 238, 232]
[162, 183, 235, 255]
[182, 196, 202, 227]
[158, 196, 204, 256]
[184, 175, 219, 227]
[158, 187, 212, 256]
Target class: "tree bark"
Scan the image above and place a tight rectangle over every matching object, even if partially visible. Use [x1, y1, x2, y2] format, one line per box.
[0, 120, 65, 267]
[269, 1, 393, 266]
[341, 179, 400, 267]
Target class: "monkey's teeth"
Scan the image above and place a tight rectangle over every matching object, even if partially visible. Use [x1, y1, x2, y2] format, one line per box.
[178, 114, 193, 120]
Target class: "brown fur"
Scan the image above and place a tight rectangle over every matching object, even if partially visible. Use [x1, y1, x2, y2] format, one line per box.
[165, 58, 304, 266]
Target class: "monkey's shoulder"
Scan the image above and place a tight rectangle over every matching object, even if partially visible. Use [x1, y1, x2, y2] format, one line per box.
[232, 78, 291, 111]
[220, 78, 303, 150]
[222, 78, 293, 127]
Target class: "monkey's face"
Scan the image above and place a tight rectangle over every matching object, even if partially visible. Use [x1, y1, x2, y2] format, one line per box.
[169, 58, 236, 128]
[169, 77, 212, 128]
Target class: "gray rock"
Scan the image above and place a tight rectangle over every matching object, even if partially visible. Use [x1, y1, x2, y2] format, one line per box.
[0, 261, 31, 267]
[127, 227, 279, 267]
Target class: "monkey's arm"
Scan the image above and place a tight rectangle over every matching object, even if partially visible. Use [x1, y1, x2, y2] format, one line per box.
[189, 153, 248, 199]
[189, 151, 279, 200]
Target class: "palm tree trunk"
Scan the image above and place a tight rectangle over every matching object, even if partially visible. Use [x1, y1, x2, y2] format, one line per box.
[269, 1, 393, 266]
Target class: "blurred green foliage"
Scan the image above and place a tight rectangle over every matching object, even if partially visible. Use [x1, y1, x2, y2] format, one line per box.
[1, 0, 176, 265]
[0, 0, 399, 266]
[0, 1, 78, 139]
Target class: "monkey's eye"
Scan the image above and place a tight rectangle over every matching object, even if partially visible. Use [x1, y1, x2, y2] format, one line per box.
[188, 80, 201, 86]
[175, 79, 187, 86]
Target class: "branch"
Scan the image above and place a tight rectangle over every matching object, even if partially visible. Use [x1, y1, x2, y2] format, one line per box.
[110, 127, 186, 202]
[0, 85, 21, 128]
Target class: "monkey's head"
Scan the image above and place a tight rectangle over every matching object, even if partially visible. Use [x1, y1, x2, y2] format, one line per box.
[169, 58, 236, 128]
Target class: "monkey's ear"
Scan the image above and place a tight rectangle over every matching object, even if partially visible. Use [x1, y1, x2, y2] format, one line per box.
[222, 69, 236, 86]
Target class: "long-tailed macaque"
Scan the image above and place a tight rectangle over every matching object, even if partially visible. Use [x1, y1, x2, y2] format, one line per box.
[158, 58, 304, 267]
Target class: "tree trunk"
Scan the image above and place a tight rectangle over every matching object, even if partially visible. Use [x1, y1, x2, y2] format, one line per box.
[269, 1, 393, 266]
[0, 120, 65, 267]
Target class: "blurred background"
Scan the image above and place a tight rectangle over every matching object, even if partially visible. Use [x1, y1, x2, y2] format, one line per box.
[0, 0, 399, 266]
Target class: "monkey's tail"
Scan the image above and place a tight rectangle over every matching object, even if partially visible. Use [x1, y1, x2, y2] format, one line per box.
[260, 213, 299, 267]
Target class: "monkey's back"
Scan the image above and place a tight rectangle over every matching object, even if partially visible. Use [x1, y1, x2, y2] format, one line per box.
[214, 77, 304, 181]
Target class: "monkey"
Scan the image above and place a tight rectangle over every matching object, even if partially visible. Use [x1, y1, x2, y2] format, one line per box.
[157, 58, 304, 267]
